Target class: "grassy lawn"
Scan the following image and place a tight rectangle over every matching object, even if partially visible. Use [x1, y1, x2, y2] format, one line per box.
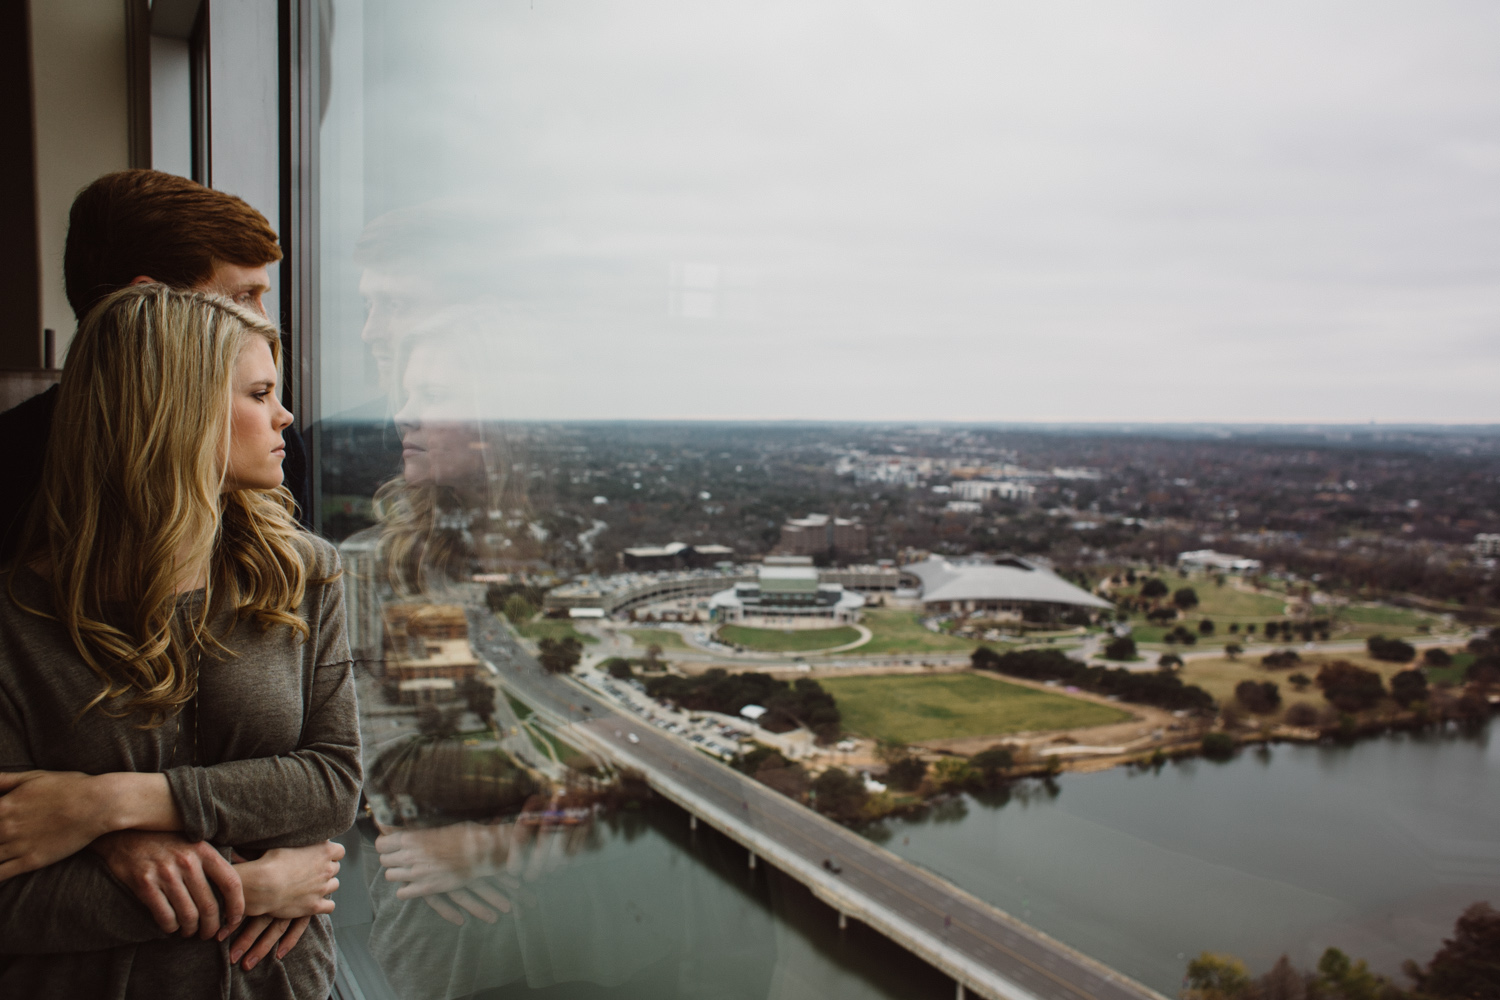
[515, 618, 600, 644]
[526, 722, 588, 766]
[859, 609, 980, 655]
[621, 628, 691, 651]
[717, 624, 862, 652]
[1181, 651, 1432, 717]
[1336, 604, 1435, 630]
[820, 672, 1130, 743]
[1118, 572, 1288, 621]
[504, 693, 533, 720]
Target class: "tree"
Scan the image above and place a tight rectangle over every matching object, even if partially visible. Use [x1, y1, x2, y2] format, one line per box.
[503, 594, 536, 624]
[1284, 703, 1319, 727]
[1235, 680, 1281, 715]
[1158, 653, 1184, 671]
[810, 767, 868, 822]
[1201, 732, 1236, 760]
[1423, 647, 1453, 668]
[1255, 955, 1307, 1000]
[1182, 952, 1252, 1000]
[603, 656, 634, 680]
[1287, 672, 1312, 692]
[1314, 947, 1385, 1000]
[885, 756, 927, 792]
[457, 675, 497, 728]
[1104, 635, 1138, 661]
[970, 746, 1014, 784]
[1199, 619, 1215, 635]
[1141, 578, 1169, 600]
[1403, 901, 1500, 999]
[1174, 587, 1200, 611]
[1366, 635, 1416, 663]
[643, 643, 665, 671]
[931, 757, 979, 791]
[537, 636, 583, 674]
[1316, 661, 1385, 714]
[1390, 669, 1428, 708]
[1224, 643, 1243, 661]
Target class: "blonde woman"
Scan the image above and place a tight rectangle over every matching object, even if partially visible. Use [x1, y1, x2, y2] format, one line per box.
[0, 286, 361, 998]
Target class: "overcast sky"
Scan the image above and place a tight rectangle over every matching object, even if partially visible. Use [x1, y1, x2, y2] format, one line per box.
[323, 0, 1500, 424]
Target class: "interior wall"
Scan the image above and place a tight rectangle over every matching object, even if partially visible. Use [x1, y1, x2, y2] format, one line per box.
[0, 0, 40, 370]
[29, 0, 131, 363]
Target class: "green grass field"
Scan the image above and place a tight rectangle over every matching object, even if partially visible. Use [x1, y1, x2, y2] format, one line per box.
[858, 609, 979, 655]
[1117, 573, 1288, 621]
[820, 673, 1130, 743]
[717, 624, 862, 652]
[1337, 604, 1434, 629]
[515, 618, 600, 644]
[621, 628, 691, 651]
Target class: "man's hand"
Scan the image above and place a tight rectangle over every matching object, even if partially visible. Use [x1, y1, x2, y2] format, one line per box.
[89, 831, 244, 940]
[0, 771, 113, 881]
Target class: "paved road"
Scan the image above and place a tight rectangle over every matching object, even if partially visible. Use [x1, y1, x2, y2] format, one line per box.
[470, 610, 1165, 1000]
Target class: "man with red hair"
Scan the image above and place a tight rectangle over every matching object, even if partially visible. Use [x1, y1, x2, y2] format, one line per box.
[0, 170, 309, 560]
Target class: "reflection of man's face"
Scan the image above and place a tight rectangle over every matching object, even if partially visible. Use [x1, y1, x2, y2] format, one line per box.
[393, 339, 486, 488]
[359, 270, 440, 393]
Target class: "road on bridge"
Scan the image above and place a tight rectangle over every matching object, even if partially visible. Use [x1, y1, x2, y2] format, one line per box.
[468, 611, 1165, 1000]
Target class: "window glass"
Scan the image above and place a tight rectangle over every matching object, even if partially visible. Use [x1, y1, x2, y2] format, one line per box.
[312, 4, 1500, 998]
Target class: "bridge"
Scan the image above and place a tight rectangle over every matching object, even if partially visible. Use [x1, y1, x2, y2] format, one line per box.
[470, 614, 1169, 1000]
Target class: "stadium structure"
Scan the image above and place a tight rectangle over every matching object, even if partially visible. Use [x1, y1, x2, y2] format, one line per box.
[902, 555, 1112, 619]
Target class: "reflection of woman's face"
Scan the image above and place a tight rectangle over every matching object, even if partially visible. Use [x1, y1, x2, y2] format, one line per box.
[393, 340, 486, 488]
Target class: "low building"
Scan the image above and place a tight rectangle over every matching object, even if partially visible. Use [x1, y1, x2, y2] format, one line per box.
[902, 555, 1112, 619]
[951, 480, 1036, 503]
[1177, 549, 1262, 574]
[620, 541, 736, 571]
[709, 565, 865, 626]
[382, 603, 481, 704]
[1474, 534, 1500, 558]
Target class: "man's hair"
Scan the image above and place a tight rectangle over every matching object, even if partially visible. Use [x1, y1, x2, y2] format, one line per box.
[64, 170, 282, 320]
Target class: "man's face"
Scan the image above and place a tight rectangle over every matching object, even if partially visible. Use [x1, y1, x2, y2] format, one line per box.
[201, 262, 273, 318]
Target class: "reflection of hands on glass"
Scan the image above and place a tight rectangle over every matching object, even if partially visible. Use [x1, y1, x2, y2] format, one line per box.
[375, 817, 591, 926]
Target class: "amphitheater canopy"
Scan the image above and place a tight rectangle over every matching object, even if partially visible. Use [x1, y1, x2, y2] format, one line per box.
[903, 556, 1113, 611]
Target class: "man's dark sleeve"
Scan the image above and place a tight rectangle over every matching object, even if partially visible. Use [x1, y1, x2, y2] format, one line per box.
[283, 423, 313, 529]
[0, 386, 57, 565]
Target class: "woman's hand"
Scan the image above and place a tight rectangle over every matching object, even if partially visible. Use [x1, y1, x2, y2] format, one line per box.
[228, 915, 311, 971]
[237, 841, 343, 920]
[89, 830, 245, 940]
[0, 771, 115, 880]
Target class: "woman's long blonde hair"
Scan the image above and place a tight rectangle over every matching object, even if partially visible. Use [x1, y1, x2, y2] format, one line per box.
[14, 285, 317, 725]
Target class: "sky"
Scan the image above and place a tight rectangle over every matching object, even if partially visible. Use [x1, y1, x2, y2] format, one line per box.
[320, 0, 1500, 424]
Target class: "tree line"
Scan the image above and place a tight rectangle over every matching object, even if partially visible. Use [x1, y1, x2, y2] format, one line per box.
[643, 669, 842, 742]
[971, 646, 1216, 713]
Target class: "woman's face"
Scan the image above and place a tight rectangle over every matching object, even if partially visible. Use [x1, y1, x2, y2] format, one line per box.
[393, 339, 486, 488]
[223, 337, 294, 492]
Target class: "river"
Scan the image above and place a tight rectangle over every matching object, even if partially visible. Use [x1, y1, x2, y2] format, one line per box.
[865, 722, 1500, 995]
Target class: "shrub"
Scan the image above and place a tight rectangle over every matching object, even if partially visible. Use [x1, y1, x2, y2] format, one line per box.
[1367, 635, 1416, 663]
[1235, 680, 1281, 715]
[1201, 732, 1236, 761]
[969, 746, 1014, 783]
[930, 757, 979, 792]
[602, 657, 634, 680]
[1103, 635, 1137, 661]
[1284, 703, 1320, 727]
[1288, 672, 1312, 691]
[1316, 660, 1386, 713]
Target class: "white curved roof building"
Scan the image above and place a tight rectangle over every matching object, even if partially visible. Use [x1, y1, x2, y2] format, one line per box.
[902, 556, 1112, 616]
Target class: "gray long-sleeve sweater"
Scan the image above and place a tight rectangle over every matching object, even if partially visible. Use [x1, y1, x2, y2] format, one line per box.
[0, 535, 362, 999]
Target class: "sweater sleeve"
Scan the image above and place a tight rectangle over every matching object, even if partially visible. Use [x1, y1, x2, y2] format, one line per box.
[0, 681, 168, 954]
[164, 557, 363, 849]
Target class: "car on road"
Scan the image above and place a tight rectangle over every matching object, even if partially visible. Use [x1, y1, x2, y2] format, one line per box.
[627, 732, 640, 743]
[822, 858, 842, 874]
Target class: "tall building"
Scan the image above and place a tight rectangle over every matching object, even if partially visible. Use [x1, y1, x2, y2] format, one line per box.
[776, 513, 868, 558]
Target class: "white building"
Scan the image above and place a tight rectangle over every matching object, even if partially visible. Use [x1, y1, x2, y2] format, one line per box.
[902, 556, 1112, 618]
[709, 566, 865, 626]
[1177, 549, 1262, 574]
[951, 480, 1037, 503]
[1475, 534, 1500, 557]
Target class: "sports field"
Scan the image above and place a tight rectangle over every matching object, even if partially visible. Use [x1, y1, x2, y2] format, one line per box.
[820, 672, 1131, 743]
[717, 624, 862, 652]
[858, 609, 979, 655]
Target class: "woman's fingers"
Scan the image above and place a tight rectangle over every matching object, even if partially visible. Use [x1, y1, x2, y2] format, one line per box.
[274, 916, 312, 961]
[421, 893, 467, 926]
[159, 870, 202, 938]
[229, 916, 273, 964]
[445, 888, 498, 924]
[470, 879, 513, 914]
[240, 917, 291, 971]
[198, 845, 245, 940]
